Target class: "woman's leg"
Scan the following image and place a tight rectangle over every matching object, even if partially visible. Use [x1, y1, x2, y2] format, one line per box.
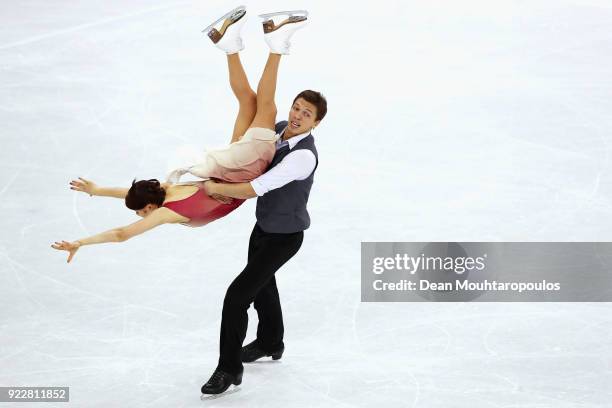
[227, 53, 257, 143]
[166, 54, 262, 184]
[248, 53, 281, 131]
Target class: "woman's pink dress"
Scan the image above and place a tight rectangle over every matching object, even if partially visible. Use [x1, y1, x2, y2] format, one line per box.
[163, 187, 244, 227]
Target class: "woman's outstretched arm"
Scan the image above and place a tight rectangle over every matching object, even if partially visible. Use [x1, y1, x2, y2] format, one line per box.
[70, 177, 128, 199]
[51, 207, 178, 263]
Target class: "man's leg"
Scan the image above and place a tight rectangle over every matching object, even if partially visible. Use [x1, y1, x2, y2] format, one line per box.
[227, 53, 257, 143]
[248, 53, 281, 131]
[218, 227, 303, 375]
[248, 226, 285, 352]
[253, 276, 284, 351]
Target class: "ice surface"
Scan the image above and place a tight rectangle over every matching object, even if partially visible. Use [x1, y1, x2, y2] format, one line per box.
[1, 0, 612, 407]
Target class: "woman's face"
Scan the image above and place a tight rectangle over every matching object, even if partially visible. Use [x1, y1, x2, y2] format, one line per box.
[136, 204, 158, 218]
[286, 97, 320, 136]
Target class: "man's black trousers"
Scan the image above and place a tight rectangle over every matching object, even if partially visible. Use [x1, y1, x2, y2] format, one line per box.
[218, 223, 303, 375]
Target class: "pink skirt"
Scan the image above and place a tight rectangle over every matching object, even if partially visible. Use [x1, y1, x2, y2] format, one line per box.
[168, 127, 278, 183]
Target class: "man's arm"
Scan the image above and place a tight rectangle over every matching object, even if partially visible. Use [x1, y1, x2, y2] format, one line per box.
[203, 150, 316, 199]
[205, 181, 257, 199]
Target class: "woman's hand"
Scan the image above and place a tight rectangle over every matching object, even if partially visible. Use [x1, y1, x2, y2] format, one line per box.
[51, 240, 81, 263]
[70, 177, 98, 196]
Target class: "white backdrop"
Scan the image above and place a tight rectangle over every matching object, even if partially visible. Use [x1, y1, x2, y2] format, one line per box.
[1, 1, 611, 407]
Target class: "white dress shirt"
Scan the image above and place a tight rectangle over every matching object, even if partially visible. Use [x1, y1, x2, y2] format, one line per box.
[250, 127, 316, 196]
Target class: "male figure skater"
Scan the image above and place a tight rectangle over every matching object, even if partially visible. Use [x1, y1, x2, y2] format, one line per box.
[198, 6, 328, 395]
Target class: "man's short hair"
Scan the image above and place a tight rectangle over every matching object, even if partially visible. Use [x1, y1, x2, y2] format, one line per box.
[293, 90, 327, 122]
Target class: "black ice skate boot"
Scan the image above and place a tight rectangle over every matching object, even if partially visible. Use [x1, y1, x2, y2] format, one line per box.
[241, 340, 284, 363]
[201, 368, 242, 395]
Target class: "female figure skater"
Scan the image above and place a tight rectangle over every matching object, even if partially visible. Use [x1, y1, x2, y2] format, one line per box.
[52, 6, 309, 263]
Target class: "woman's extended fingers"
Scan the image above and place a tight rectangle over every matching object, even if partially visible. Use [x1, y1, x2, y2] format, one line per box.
[51, 241, 72, 250]
[51, 241, 79, 262]
[70, 178, 92, 193]
[67, 251, 77, 263]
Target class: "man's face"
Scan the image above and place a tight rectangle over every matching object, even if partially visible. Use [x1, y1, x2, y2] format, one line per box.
[286, 97, 320, 136]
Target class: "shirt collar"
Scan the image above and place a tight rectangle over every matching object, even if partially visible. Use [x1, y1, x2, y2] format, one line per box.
[277, 126, 311, 150]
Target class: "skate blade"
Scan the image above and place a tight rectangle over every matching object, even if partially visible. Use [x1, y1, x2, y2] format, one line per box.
[202, 5, 246, 33]
[258, 10, 308, 19]
[200, 386, 241, 400]
[261, 13, 307, 34]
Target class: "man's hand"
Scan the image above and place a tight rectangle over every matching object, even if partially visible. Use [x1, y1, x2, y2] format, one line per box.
[211, 193, 233, 204]
[203, 179, 256, 200]
[203, 179, 217, 196]
[51, 240, 81, 263]
[204, 180, 233, 204]
[70, 177, 97, 196]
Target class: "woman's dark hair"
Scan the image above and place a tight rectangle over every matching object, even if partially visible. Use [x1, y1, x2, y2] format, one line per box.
[293, 90, 327, 121]
[125, 179, 166, 210]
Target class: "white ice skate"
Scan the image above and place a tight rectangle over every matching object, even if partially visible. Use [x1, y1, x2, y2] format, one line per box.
[258, 10, 308, 55]
[202, 5, 247, 54]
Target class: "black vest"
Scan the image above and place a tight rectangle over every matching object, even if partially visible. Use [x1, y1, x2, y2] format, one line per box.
[255, 121, 319, 233]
